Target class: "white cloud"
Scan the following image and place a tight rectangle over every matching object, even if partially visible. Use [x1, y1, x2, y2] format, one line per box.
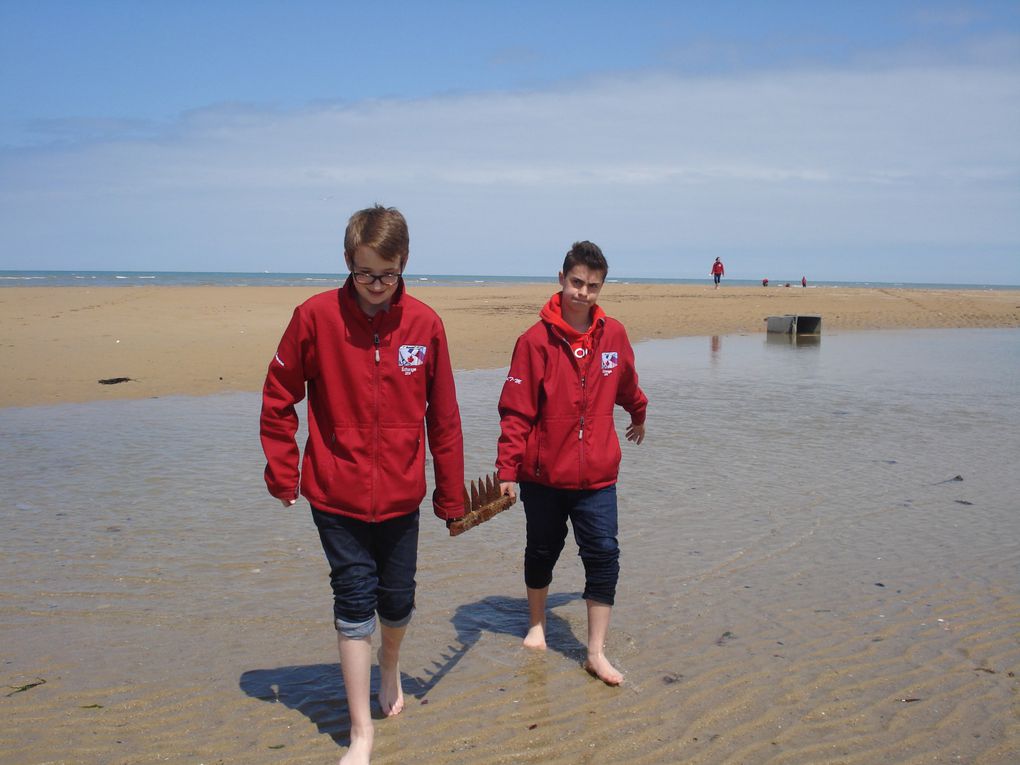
[1, 60, 1018, 282]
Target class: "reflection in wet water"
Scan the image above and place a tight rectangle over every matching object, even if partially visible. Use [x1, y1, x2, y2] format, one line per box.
[764, 332, 821, 348]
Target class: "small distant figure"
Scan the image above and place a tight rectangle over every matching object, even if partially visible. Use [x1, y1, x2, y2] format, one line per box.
[710, 257, 725, 289]
[762, 278, 769, 287]
[801, 276, 807, 288]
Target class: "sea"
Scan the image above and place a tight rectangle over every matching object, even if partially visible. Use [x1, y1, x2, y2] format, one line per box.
[2, 328, 1018, 764]
[1, 269, 1017, 291]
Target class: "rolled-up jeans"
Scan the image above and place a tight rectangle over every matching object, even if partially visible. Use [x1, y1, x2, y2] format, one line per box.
[520, 482, 620, 606]
[311, 507, 419, 638]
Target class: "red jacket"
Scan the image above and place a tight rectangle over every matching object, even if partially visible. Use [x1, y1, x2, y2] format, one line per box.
[260, 278, 465, 522]
[496, 295, 648, 490]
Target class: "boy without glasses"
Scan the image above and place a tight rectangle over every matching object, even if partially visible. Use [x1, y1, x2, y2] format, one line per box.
[260, 204, 464, 764]
[497, 241, 648, 685]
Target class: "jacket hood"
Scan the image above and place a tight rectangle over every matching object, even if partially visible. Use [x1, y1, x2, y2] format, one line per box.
[539, 292, 605, 339]
[539, 292, 605, 364]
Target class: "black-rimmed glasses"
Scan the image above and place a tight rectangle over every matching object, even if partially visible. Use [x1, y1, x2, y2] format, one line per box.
[352, 271, 401, 286]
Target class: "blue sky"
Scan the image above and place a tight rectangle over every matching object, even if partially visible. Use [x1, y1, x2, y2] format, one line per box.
[1, 1, 1018, 283]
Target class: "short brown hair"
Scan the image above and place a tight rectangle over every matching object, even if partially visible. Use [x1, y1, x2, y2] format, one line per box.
[562, 240, 608, 278]
[344, 204, 409, 263]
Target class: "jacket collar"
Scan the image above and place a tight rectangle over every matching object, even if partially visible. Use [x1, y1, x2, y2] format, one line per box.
[338, 275, 405, 330]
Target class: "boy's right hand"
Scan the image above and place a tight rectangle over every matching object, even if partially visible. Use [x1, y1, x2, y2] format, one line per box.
[279, 497, 297, 507]
[499, 482, 517, 502]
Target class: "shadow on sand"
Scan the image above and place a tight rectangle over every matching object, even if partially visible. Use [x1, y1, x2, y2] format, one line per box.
[239, 591, 583, 746]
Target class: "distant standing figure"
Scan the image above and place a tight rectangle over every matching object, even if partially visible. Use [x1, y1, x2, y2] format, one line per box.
[801, 276, 807, 288]
[711, 258, 725, 289]
[762, 278, 769, 287]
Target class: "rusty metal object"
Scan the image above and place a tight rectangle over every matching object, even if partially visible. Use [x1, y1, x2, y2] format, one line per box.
[448, 472, 516, 536]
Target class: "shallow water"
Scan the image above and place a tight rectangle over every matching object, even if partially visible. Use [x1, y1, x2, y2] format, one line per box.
[2, 329, 1018, 764]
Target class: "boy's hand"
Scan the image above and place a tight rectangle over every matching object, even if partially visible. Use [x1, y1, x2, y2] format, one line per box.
[499, 481, 517, 502]
[279, 497, 297, 507]
[626, 421, 645, 445]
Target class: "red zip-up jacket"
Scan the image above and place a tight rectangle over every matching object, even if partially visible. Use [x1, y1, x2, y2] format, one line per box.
[496, 295, 648, 490]
[260, 278, 465, 522]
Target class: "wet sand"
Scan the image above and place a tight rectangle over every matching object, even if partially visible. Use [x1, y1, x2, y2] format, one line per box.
[2, 330, 1018, 764]
[1, 283, 1018, 407]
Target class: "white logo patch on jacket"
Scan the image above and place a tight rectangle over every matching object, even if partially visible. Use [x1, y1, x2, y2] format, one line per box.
[601, 351, 618, 376]
[399, 345, 427, 375]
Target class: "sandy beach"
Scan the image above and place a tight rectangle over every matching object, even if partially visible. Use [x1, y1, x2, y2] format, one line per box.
[3, 329, 1018, 764]
[1, 283, 1018, 408]
[3, 280, 1019, 764]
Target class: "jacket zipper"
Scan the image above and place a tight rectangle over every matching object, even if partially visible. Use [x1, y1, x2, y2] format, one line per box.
[579, 373, 586, 486]
[579, 374, 585, 442]
[560, 334, 589, 485]
[560, 335, 586, 444]
[556, 327, 596, 487]
[579, 321, 601, 487]
[372, 326, 381, 518]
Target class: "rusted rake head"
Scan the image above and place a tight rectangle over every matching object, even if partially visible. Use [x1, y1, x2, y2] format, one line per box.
[448, 471, 516, 536]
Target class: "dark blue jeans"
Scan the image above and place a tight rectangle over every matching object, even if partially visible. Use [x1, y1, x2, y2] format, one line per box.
[311, 507, 419, 638]
[520, 482, 620, 606]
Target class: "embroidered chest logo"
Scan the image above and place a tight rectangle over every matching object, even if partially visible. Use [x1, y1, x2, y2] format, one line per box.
[398, 345, 427, 375]
[601, 351, 618, 377]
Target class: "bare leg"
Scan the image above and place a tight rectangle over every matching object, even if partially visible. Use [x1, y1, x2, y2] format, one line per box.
[583, 599, 623, 686]
[377, 623, 407, 717]
[337, 634, 374, 765]
[523, 586, 548, 650]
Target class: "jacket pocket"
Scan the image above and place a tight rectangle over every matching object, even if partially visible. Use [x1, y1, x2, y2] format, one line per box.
[535, 415, 579, 485]
[311, 425, 373, 507]
[378, 423, 427, 508]
[583, 413, 622, 484]
[523, 426, 542, 478]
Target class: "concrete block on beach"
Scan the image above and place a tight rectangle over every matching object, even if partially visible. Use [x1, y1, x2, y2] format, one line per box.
[766, 314, 822, 335]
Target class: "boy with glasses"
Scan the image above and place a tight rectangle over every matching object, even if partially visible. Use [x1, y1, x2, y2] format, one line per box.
[261, 204, 464, 763]
[497, 241, 648, 686]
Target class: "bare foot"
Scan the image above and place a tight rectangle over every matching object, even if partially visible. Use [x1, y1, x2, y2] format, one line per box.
[522, 623, 547, 650]
[377, 647, 404, 717]
[584, 653, 623, 686]
[339, 723, 373, 765]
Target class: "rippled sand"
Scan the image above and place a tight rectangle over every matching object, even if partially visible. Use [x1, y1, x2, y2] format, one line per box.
[2, 330, 1018, 764]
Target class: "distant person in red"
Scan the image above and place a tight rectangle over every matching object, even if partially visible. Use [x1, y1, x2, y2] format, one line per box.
[711, 257, 725, 289]
[801, 276, 807, 287]
[762, 278, 769, 287]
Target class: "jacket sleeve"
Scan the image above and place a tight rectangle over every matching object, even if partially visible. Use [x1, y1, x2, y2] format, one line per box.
[260, 307, 310, 501]
[496, 333, 543, 483]
[615, 327, 648, 425]
[425, 318, 465, 521]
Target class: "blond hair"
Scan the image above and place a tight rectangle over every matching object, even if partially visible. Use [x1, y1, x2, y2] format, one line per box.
[344, 205, 409, 263]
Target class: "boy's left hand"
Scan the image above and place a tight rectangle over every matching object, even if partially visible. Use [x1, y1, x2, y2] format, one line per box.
[626, 421, 645, 445]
